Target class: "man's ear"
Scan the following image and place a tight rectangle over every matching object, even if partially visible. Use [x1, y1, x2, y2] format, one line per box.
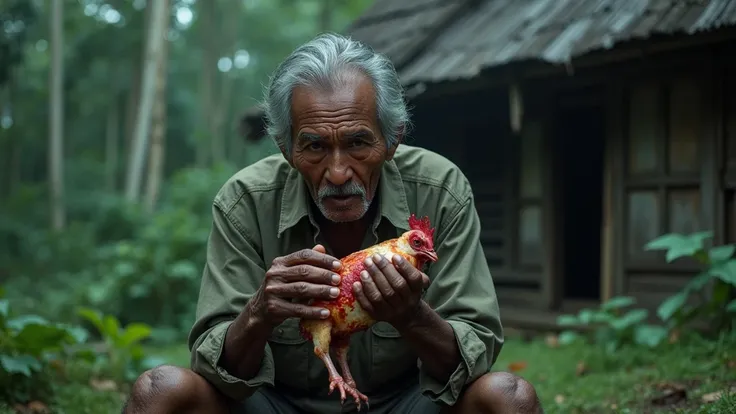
[386, 125, 404, 161]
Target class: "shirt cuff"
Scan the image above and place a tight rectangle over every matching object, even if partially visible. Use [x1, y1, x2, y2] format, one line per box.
[418, 320, 488, 406]
[191, 320, 275, 401]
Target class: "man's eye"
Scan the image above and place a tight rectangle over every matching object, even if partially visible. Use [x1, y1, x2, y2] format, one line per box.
[308, 142, 323, 151]
[349, 140, 365, 148]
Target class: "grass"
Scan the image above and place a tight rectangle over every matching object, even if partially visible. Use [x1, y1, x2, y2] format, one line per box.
[494, 331, 736, 413]
[1, 333, 734, 413]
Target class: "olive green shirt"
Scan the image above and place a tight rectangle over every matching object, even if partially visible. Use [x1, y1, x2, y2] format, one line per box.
[188, 144, 504, 413]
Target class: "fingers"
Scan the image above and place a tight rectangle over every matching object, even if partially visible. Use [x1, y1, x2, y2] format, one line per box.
[312, 244, 327, 254]
[390, 254, 427, 293]
[352, 281, 375, 315]
[270, 264, 341, 286]
[277, 249, 342, 271]
[265, 281, 340, 300]
[367, 254, 411, 302]
[267, 299, 332, 320]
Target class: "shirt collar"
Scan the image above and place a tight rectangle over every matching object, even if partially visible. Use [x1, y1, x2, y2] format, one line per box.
[277, 159, 411, 237]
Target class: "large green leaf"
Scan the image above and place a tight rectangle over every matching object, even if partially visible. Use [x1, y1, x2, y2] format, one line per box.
[7, 314, 48, 332]
[634, 325, 668, 348]
[0, 354, 41, 377]
[14, 322, 77, 355]
[726, 299, 736, 313]
[119, 323, 152, 347]
[600, 296, 636, 311]
[557, 330, 580, 345]
[0, 299, 8, 319]
[556, 315, 579, 326]
[657, 292, 688, 321]
[610, 309, 648, 331]
[644, 232, 713, 263]
[684, 271, 712, 292]
[710, 259, 736, 285]
[709, 245, 735, 263]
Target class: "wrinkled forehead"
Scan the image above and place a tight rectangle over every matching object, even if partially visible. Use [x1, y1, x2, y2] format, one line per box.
[290, 71, 378, 126]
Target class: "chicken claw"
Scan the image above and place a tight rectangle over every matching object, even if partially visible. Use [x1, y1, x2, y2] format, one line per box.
[328, 375, 370, 411]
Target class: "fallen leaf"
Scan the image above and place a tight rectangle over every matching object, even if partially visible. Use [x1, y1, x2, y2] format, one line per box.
[575, 361, 588, 376]
[90, 378, 118, 392]
[26, 401, 48, 413]
[13, 404, 28, 414]
[702, 387, 736, 403]
[554, 394, 565, 404]
[651, 382, 687, 406]
[610, 404, 618, 410]
[507, 361, 528, 373]
[545, 334, 559, 348]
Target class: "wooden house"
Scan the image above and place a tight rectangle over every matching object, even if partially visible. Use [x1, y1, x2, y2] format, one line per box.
[242, 0, 736, 329]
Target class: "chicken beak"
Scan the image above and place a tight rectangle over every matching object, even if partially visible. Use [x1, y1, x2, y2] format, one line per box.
[421, 250, 438, 262]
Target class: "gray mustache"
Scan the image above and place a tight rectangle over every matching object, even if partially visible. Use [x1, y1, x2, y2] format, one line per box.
[318, 181, 366, 198]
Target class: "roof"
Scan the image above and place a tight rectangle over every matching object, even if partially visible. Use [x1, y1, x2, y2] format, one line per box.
[347, 0, 736, 85]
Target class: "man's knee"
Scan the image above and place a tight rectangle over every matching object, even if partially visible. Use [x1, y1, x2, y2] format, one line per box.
[462, 371, 542, 413]
[124, 365, 227, 414]
[486, 372, 541, 412]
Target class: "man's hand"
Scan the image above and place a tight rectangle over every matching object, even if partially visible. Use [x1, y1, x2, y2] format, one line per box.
[249, 244, 342, 327]
[352, 253, 431, 330]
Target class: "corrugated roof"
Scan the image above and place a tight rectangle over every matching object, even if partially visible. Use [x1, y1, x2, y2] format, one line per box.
[347, 0, 736, 85]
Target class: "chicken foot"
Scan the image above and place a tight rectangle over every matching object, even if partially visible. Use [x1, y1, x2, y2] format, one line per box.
[308, 323, 369, 410]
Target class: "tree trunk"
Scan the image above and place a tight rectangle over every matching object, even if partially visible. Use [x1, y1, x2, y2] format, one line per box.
[106, 98, 119, 191]
[124, 0, 169, 202]
[197, 0, 215, 167]
[49, 0, 65, 231]
[144, 0, 171, 213]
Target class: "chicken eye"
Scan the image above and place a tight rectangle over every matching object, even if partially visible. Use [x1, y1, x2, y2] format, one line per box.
[412, 238, 422, 248]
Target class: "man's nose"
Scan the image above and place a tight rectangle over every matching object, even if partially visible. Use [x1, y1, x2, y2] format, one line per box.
[325, 152, 353, 186]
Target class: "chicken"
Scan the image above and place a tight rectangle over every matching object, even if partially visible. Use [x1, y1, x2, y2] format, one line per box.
[299, 214, 438, 410]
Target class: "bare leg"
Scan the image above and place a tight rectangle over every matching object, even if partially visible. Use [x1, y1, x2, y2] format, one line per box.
[333, 339, 369, 411]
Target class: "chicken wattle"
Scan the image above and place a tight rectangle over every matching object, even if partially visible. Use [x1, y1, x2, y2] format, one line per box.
[299, 214, 438, 410]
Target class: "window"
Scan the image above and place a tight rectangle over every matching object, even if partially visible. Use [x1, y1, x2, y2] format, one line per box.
[625, 78, 703, 262]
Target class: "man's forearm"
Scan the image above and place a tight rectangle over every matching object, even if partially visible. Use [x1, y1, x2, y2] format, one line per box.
[220, 301, 273, 380]
[397, 300, 460, 383]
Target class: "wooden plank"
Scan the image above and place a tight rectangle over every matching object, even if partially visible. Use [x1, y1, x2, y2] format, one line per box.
[541, 110, 562, 310]
[699, 63, 719, 239]
[601, 84, 617, 302]
[611, 82, 627, 297]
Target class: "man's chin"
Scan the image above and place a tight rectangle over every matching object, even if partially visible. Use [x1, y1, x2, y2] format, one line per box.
[317, 202, 369, 223]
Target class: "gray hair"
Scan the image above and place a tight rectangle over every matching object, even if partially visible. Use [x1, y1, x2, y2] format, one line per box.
[261, 32, 411, 156]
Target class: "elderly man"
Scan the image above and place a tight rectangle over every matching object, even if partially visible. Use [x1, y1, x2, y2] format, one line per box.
[123, 33, 542, 414]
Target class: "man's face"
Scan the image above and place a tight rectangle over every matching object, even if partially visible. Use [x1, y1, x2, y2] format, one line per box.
[287, 71, 397, 223]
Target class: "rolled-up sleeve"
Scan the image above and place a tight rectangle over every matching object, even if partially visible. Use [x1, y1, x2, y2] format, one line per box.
[187, 196, 273, 401]
[419, 195, 504, 405]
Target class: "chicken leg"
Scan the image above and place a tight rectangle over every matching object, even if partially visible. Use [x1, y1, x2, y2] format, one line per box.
[333, 339, 369, 410]
[305, 321, 368, 409]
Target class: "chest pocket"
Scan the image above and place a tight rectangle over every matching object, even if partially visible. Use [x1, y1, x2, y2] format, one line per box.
[268, 318, 310, 390]
[368, 322, 417, 388]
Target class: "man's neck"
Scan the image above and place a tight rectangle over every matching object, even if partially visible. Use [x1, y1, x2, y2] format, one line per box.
[315, 202, 378, 258]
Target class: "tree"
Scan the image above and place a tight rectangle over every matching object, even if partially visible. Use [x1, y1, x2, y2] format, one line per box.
[48, 0, 65, 231]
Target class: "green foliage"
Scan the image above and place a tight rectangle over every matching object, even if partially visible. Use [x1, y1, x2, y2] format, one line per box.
[556, 296, 669, 353]
[645, 232, 736, 333]
[3, 166, 236, 343]
[0, 288, 89, 404]
[77, 308, 163, 383]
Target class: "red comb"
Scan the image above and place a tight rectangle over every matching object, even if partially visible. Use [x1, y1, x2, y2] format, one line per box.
[408, 214, 435, 240]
